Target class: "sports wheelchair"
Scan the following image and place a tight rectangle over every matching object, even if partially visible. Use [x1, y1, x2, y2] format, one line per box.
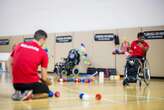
[54, 49, 80, 78]
[123, 56, 151, 86]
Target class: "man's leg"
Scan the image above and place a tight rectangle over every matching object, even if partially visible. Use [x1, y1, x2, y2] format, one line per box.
[12, 84, 33, 101]
[32, 93, 48, 99]
[31, 82, 50, 99]
[13, 83, 50, 100]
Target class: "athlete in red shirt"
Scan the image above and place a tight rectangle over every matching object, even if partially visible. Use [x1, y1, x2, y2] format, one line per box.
[129, 32, 149, 63]
[10, 30, 51, 101]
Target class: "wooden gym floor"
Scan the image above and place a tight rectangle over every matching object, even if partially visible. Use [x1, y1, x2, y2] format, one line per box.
[0, 72, 164, 110]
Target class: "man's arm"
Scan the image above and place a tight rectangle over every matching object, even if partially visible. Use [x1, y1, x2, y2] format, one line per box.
[40, 67, 52, 85]
[9, 47, 16, 73]
[144, 46, 149, 52]
[41, 67, 48, 81]
[39, 49, 52, 85]
[40, 51, 49, 81]
[142, 42, 149, 56]
[128, 41, 135, 54]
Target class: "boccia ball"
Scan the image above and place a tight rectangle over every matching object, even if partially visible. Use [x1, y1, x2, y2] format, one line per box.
[79, 93, 84, 99]
[48, 91, 54, 97]
[54, 91, 60, 97]
[95, 93, 102, 100]
[82, 94, 90, 100]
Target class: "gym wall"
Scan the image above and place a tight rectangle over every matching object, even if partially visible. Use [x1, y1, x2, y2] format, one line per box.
[53, 26, 164, 77]
[46, 33, 56, 72]
[73, 31, 94, 72]
[0, 25, 164, 77]
[0, 36, 12, 52]
[142, 26, 164, 77]
[54, 32, 74, 64]
[92, 29, 116, 68]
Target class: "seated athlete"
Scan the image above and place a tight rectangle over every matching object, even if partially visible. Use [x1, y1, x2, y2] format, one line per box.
[128, 32, 149, 66]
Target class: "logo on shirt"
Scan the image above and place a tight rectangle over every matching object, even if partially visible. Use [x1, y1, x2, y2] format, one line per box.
[20, 44, 39, 52]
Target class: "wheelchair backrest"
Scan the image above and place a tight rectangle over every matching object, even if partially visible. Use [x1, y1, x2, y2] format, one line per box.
[126, 57, 141, 67]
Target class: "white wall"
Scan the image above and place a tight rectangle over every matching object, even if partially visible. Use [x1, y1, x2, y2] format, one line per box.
[0, 53, 10, 61]
[0, 0, 164, 36]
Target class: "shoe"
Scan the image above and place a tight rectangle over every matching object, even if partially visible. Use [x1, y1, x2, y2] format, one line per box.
[11, 91, 22, 101]
[21, 90, 33, 101]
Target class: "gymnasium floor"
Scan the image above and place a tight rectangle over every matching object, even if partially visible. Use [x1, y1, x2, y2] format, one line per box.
[0, 72, 164, 110]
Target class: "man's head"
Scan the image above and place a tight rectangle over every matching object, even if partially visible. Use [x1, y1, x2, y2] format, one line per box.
[137, 32, 144, 41]
[34, 29, 47, 46]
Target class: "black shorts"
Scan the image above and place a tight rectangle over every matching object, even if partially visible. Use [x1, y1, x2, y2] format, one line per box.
[13, 82, 49, 94]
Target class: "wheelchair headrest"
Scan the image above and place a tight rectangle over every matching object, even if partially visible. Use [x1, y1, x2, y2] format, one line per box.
[68, 49, 79, 60]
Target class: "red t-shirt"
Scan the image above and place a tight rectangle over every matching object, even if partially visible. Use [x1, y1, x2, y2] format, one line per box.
[11, 41, 48, 83]
[130, 40, 149, 57]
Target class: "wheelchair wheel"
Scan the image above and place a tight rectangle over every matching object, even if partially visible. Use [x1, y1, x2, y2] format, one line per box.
[143, 60, 151, 86]
[123, 79, 129, 86]
[61, 70, 67, 77]
[123, 63, 128, 86]
[72, 68, 79, 76]
[54, 64, 62, 78]
[56, 67, 62, 78]
[137, 79, 142, 87]
[139, 81, 142, 86]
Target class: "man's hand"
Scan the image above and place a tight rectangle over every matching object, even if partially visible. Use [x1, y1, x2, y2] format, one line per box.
[40, 67, 52, 86]
[40, 78, 52, 86]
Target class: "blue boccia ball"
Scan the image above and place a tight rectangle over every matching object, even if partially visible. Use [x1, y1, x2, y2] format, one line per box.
[81, 79, 85, 83]
[79, 93, 84, 99]
[48, 91, 54, 97]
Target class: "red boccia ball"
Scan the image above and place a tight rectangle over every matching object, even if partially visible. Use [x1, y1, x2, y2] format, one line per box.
[95, 93, 102, 100]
